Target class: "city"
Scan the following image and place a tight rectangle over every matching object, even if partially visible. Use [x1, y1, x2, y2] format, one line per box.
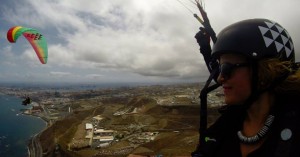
[0, 82, 224, 157]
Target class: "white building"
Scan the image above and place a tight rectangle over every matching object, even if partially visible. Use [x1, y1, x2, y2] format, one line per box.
[86, 123, 93, 130]
[94, 129, 114, 136]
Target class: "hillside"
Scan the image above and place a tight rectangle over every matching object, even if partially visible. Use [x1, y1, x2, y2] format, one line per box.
[36, 83, 223, 157]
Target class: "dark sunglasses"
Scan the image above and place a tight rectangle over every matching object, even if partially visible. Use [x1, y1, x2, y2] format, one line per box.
[219, 62, 250, 79]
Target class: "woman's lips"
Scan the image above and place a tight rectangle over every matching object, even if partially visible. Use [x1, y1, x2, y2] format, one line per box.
[223, 85, 232, 94]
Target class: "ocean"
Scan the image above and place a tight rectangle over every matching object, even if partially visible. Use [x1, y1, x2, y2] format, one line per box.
[0, 94, 46, 157]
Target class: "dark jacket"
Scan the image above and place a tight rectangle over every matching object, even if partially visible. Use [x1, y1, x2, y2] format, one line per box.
[196, 93, 300, 157]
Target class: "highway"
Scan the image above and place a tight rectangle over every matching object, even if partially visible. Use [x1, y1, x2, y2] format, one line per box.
[28, 133, 43, 157]
[29, 104, 49, 157]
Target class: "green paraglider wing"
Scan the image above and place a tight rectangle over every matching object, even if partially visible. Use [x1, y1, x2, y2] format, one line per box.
[7, 26, 48, 64]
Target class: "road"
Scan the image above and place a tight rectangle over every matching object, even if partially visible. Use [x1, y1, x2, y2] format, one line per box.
[28, 133, 43, 157]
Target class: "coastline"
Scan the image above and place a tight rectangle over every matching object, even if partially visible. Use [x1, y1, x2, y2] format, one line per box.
[27, 126, 47, 157]
[0, 94, 47, 157]
[26, 110, 50, 157]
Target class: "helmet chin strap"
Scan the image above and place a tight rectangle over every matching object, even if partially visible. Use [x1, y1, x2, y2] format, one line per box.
[242, 62, 259, 110]
[243, 61, 295, 111]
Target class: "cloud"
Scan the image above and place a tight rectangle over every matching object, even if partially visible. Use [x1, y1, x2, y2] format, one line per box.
[1, 0, 300, 83]
[33, 0, 205, 80]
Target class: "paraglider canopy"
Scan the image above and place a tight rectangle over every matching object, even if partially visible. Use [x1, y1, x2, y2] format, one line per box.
[7, 26, 48, 64]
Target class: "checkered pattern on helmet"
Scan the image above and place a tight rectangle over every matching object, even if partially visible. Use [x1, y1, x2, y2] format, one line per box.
[258, 21, 294, 58]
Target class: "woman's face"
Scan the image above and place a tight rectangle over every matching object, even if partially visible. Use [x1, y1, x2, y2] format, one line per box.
[217, 54, 252, 105]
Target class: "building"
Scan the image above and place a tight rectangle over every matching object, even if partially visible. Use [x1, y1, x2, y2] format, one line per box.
[94, 129, 114, 136]
[86, 123, 93, 130]
[92, 115, 104, 124]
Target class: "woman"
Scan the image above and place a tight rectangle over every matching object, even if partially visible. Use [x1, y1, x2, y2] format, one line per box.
[193, 19, 300, 157]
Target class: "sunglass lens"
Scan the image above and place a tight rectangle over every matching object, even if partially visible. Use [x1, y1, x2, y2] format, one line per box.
[220, 63, 234, 79]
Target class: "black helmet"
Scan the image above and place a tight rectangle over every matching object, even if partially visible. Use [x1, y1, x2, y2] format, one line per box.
[212, 19, 295, 62]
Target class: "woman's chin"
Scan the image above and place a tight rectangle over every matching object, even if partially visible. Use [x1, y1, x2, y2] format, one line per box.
[224, 98, 241, 105]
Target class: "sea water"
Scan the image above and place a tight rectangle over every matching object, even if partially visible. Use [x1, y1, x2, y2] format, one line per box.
[0, 94, 46, 157]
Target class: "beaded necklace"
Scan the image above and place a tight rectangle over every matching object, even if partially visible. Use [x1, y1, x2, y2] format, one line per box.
[237, 115, 275, 144]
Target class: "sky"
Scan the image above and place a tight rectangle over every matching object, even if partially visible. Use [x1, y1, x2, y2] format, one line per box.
[0, 0, 299, 84]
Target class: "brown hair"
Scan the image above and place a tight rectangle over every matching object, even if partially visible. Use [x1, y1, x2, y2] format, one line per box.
[257, 58, 300, 93]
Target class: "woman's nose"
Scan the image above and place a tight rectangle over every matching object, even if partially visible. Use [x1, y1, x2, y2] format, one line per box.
[217, 73, 225, 84]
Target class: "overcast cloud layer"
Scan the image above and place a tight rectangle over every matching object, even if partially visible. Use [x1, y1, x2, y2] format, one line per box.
[0, 0, 299, 84]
